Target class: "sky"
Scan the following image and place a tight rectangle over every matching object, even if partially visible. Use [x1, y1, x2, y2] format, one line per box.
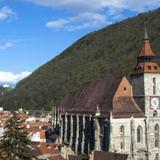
[0, 0, 160, 86]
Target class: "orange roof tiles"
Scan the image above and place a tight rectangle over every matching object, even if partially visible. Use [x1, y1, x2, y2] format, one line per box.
[33, 143, 64, 160]
[113, 77, 144, 118]
[114, 77, 132, 98]
[138, 39, 154, 57]
[134, 62, 160, 74]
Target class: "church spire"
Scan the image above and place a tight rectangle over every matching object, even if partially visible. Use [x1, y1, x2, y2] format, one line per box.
[138, 26, 154, 57]
[131, 27, 160, 75]
[144, 26, 148, 40]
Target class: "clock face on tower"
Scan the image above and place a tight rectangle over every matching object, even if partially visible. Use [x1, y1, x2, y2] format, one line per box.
[151, 97, 160, 110]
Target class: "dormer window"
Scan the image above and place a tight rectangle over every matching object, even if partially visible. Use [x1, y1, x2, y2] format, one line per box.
[138, 66, 142, 70]
[155, 66, 158, 70]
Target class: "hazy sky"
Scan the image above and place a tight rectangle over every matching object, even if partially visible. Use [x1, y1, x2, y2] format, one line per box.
[0, 0, 160, 85]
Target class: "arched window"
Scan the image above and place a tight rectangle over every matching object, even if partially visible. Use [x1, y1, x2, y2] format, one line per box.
[120, 125, 125, 135]
[153, 77, 156, 95]
[155, 124, 159, 148]
[137, 125, 143, 143]
[153, 110, 158, 117]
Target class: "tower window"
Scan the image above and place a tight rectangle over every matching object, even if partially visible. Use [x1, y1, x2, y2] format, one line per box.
[148, 66, 151, 69]
[155, 66, 158, 70]
[153, 77, 156, 95]
[120, 125, 125, 150]
[120, 125, 125, 135]
[137, 125, 143, 143]
[123, 87, 126, 91]
[153, 110, 158, 117]
[155, 124, 159, 148]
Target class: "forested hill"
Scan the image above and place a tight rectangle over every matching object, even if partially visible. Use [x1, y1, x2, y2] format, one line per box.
[1, 8, 160, 110]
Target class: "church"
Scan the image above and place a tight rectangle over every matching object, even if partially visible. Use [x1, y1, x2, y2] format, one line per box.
[56, 28, 160, 160]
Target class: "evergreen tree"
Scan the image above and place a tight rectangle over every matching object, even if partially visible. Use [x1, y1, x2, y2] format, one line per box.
[0, 111, 35, 160]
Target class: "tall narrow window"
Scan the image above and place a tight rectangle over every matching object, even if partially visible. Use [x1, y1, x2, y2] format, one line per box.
[153, 110, 158, 117]
[153, 77, 156, 95]
[120, 141, 124, 149]
[137, 126, 143, 143]
[120, 125, 125, 150]
[155, 124, 159, 148]
[120, 125, 125, 135]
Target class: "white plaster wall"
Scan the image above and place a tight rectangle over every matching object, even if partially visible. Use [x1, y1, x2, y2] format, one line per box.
[0, 127, 4, 137]
[144, 74, 160, 117]
[110, 117, 148, 160]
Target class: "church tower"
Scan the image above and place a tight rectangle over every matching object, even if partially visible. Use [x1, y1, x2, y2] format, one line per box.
[131, 28, 160, 117]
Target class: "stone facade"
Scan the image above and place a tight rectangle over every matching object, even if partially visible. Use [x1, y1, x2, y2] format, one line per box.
[56, 30, 160, 160]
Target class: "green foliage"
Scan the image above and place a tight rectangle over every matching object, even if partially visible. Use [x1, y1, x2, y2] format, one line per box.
[0, 86, 12, 96]
[0, 111, 35, 160]
[1, 8, 160, 110]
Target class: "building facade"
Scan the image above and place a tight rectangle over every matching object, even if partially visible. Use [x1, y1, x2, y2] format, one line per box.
[56, 29, 160, 160]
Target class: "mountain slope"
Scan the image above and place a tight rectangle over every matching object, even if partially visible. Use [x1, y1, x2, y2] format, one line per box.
[1, 8, 160, 110]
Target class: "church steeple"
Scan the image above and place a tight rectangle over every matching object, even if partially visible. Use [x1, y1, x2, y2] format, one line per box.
[144, 26, 148, 40]
[132, 27, 160, 75]
[138, 27, 154, 57]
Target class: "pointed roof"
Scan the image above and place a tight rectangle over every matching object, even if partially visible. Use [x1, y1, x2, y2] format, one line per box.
[113, 76, 132, 98]
[112, 77, 144, 118]
[131, 27, 160, 75]
[138, 27, 154, 57]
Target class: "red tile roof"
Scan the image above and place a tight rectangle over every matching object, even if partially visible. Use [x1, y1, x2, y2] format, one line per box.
[138, 39, 154, 57]
[113, 77, 144, 118]
[133, 62, 160, 74]
[33, 143, 64, 160]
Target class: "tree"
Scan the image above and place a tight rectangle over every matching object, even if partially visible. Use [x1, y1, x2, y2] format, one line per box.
[0, 111, 35, 160]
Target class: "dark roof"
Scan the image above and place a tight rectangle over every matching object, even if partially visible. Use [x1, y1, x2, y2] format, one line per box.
[59, 77, 122, 115]
[68, 155, 88, 160]
[112, 97, 144, 118]
[93, 151, 129, 160]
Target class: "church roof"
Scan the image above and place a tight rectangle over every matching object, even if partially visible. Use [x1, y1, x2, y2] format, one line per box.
[132, 28, 160, 75]
[138, 27, 154, 57]
[113, 77, 144, 118]
[112, 97, 144, 118]
[59, 76, 144, 118]
[59, 76, 121, 115]
[133, 62, 160, 74]
[138, 39, 154, 57]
